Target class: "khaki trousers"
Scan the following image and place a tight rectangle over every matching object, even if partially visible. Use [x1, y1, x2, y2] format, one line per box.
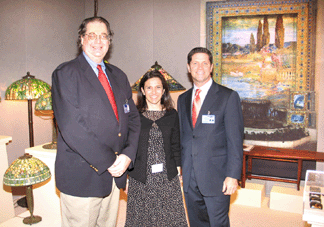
[60, 179, 120, 227]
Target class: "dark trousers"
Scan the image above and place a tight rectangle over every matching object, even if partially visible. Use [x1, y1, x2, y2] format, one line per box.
[184, 169, 230, 227]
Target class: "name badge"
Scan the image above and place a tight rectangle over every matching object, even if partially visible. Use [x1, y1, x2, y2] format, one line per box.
[202, 115, 215, 124]
[152, 163, 163, 173]
[124, 103, 130, 113]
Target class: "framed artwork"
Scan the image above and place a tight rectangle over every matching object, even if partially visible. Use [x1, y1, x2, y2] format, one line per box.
[288, 111, 308, 125]
[290, 91, 309, 111]
[206, 0, 317, 130]
[293, 94, 305, 110]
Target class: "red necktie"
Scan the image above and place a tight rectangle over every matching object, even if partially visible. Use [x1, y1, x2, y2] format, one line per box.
[97, 65, 119, 122]
[192, 89, 201, 128]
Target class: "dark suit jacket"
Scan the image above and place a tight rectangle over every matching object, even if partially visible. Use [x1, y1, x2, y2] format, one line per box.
[52, 54, 140, 197]
[128, 109, 181, 183]
[177, 81, 244, 197]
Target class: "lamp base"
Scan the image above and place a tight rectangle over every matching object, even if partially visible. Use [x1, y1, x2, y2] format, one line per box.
[23, 215, 42, 225]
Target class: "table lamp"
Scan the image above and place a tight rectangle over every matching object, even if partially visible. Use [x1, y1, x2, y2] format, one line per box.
[35, 91, 57, 149]
[132, 61, 186, 92]
[3, 153, 51, 225]
[5, 72, 51, 147]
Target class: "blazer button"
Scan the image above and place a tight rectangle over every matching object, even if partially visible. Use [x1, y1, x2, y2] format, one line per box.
[118, 133, 121, 137]
[115, 152, 118, 155]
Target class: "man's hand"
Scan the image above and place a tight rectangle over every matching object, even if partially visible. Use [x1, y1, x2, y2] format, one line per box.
[222, 177, 238, 195]
[108, 154, 131, 177]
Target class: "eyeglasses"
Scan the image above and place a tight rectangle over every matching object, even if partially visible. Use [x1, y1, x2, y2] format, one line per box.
[84, 32, 109, 41]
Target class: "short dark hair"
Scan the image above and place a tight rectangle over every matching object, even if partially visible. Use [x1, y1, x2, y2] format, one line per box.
[187, 47, 213, 65]
[137, 70, 174, 113]
[77, 17, 114, 48]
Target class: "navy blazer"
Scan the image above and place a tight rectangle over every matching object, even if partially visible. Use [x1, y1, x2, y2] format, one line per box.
[177, 81, 244, 197]
[52, 54, 140, 197]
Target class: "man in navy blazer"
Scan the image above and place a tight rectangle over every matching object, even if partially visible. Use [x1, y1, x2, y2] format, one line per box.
[178, 47, 244, 226]
[52, 17, 140, 226]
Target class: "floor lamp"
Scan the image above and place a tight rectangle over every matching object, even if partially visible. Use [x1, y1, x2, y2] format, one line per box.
[5, 72, 51, 147]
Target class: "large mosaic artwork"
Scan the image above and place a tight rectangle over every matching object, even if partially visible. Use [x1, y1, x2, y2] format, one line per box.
[206, 0, 317, 145]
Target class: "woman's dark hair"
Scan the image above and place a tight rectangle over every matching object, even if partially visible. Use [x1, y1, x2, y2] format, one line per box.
[137, 70, 174, 112]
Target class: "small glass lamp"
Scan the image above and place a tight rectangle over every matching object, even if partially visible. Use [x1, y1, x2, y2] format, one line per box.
[3, 153, 51, 225]
[5, 72, 51, 147]
[35, 91, 57, 149]
[132, 61, 186, 92]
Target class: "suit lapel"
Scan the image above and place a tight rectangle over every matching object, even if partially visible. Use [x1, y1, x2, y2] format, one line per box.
[105, 65, 124, 125]
[77, 55, 118, 122]
[184, 88, 194, 129]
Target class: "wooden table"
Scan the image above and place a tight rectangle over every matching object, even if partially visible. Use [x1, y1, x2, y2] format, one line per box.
[241, 146, 324, 190]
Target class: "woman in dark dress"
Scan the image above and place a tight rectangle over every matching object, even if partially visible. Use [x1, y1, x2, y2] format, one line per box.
[125, 70, 188, 227]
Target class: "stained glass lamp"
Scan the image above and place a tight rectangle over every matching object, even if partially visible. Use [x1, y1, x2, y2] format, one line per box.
[132, 61, 186, 92]
[5, 72, 51, 147]
[3, 153, 51, 225]
[35, 91, 57, 149]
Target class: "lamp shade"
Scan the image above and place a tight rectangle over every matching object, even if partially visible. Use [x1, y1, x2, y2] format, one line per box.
[132, 61, 186, 92]
[3, 153, 51, 186]
[5, 72, 51, 101]
[35, 91, 52, 111]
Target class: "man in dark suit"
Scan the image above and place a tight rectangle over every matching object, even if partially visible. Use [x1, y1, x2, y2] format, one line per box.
[52, 17, 140, 226]
[177, 47, 244, 226]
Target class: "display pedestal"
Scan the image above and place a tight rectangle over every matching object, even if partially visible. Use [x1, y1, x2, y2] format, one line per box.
[0, 136, 15, 223]
[303, 192, 324, 227]
[0, 143, 61, 227]
[270, 185, 304, 214]
[231, 180, 265, 207]
[303, 170, 324, 227]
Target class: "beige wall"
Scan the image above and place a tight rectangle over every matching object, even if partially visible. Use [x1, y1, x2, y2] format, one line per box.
[1, 0, 324, 169]
[0, 0, 84, 163]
